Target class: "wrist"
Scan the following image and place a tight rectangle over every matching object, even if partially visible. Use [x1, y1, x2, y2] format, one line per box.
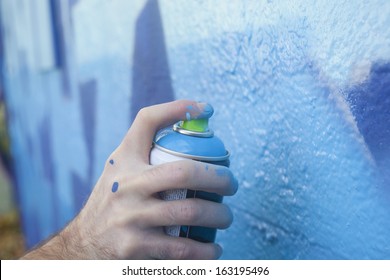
[21, 231, 69, 259]
[21, 215, 87, 259]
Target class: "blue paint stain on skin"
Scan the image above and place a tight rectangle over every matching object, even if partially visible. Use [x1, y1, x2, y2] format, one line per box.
[205, 165, 209, 171]
[112, 182, 119, 193]
[109, 159, 114, 165]
[215, 167, 239, 193]
[196, 103, 214, 119]
[184, 103, 214, 120]
[215, 167, 230, 177]
[185, 104, 198, 119]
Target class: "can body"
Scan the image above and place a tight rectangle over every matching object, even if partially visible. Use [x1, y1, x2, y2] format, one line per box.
[150, 125, 229, 243]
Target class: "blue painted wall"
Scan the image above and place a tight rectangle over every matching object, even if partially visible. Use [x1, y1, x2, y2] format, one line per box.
[1, 0, 390, 259]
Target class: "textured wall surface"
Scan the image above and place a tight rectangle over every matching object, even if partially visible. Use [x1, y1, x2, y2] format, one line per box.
[1, 0, 390, 259]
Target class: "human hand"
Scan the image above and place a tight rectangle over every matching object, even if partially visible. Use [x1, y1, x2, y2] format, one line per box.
[23, 100, 238, 260]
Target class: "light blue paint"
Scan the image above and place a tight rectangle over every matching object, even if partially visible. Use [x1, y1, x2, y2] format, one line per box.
[185, 103, 214, 120]
[185, 105, 193, 120]
[196, 103, 214, 119]
[215, 167, 230, 177]
[215, 167, 238, 194]
[1, 0, 390, 259]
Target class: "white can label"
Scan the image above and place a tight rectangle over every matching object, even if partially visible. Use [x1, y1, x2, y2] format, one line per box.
[150, 147, 189, 237]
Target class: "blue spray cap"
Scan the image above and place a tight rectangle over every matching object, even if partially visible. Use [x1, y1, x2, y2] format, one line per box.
[154, 114, 229, 162]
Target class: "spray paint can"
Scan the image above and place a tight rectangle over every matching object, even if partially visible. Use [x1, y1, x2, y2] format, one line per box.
[150, 114, 230, 243]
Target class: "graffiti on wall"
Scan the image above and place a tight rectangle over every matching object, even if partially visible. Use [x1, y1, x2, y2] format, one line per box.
[1, 0, 390, 259]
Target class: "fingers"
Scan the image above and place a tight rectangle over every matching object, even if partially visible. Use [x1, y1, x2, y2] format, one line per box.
[145, 235, 223, 260]
[121, 100, 214, 163]
[144, 198, 233, 229]
[139, 160, 238, 196]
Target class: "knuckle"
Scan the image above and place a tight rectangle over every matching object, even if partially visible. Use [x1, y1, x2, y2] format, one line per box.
[153, 161, 193, 186]
[171, 241, 192, 259]
[157, 240, 191, 260]
[164, 202, 179, 226]
[165, 199, 200, 225]
[169, 162, 193, 185]
[136, 107, 149, 120]
[179, 199, 200, 222]
[136, 106, 155, 125]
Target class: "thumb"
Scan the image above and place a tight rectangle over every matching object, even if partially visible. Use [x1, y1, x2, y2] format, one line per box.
[120, 100, 214, 163]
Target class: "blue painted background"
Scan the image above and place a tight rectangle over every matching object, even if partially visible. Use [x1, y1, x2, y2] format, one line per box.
[1, 0, 390, 259]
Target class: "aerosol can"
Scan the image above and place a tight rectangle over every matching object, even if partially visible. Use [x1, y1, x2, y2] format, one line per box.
[150, 112, 230, 243]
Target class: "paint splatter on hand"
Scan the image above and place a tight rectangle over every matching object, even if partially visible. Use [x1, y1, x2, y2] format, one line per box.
[185, 102, 214, 121]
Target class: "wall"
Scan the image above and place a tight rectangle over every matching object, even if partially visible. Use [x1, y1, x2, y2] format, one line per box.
[1, 0, 390, 259]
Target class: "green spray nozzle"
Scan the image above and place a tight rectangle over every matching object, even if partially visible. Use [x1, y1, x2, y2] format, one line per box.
[181, 119, 209, 132]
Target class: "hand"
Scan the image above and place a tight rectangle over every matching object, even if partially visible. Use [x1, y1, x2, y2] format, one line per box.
[22, 100, 238, 260]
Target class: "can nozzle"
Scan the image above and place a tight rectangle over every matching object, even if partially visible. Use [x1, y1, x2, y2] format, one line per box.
[181, 119, 209, 132]
[174, 118, 214, 138]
